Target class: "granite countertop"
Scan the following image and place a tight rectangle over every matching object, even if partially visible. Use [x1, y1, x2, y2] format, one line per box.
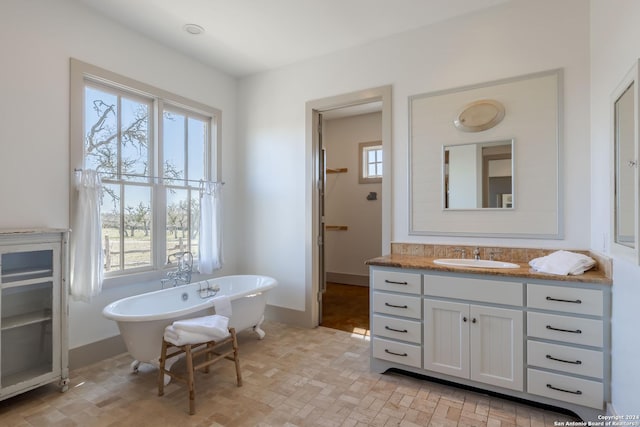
[366, 254, 612, 285]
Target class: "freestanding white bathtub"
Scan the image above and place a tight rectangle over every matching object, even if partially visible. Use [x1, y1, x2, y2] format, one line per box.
[102, 275, 277, 371]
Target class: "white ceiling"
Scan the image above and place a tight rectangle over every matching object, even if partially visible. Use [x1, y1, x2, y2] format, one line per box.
[78, 0, 510, 77]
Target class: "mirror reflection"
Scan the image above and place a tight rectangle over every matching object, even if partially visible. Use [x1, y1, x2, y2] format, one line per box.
[444, 140, 513, 209]
[614, 82, 635, 248]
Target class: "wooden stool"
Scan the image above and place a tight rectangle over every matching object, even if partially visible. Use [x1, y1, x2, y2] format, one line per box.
[157, 327, 242, 415]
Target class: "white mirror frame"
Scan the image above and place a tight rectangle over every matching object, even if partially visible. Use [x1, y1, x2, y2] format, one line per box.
[409, 69, 563, 238]
[611, 59, 640, 265]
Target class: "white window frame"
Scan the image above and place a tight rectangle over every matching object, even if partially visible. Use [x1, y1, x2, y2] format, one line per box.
[70, 59, 222, 287]
[359, 141, 383, 184]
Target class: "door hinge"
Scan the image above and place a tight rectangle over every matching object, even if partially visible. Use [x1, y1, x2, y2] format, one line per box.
[317, 235, 323, 246]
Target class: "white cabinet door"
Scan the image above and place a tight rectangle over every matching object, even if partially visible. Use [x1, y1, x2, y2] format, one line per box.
[424, 299, 469, 379]
[470, 305, 523, 391]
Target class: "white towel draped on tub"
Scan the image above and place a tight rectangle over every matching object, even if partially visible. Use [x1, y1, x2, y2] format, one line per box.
[529, 250, 596, 276]
[164, 314, 230, 346]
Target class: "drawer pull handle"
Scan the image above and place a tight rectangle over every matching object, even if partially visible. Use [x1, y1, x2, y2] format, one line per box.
[546, 384, 583, 395]
[546, 296, 582, 304]
[385, 326, 408, 333]
[385, 280, 408, 285]
[546, 325, 582, 334]
[546, 354, 583, 365]
[385, 302, 408, 309]
[384, 349, 408, 357]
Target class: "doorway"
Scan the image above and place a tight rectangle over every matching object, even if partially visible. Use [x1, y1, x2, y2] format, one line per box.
[307, 86, 391, 334]
[319, 106, 382, 335]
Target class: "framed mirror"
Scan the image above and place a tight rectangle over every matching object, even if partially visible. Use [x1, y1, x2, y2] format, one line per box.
[444, 140, 513, 209]
[409, 69, 562, 238]
[612, 59, 639, 263]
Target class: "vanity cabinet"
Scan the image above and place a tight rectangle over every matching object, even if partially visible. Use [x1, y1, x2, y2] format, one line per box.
[423, 275, 523, 391]
[369, 265, 611, 421]
[0, 230, 69, 401]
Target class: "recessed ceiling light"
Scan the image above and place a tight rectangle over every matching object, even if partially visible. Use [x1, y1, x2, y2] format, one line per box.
[183, 24, 204, 35]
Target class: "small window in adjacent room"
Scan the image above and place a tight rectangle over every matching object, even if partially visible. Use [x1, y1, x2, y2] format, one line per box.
[359, 141, 383, 184]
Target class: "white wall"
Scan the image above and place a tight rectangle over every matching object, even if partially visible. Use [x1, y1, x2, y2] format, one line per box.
[237, 0, 590, 311]
[590, 0, 640, 415]
[0, 0, 239, 349]
[324, 112, 382, 279]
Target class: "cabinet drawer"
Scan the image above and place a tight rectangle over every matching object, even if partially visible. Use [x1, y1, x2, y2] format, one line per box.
[373, 292, 421, 319]
[372, 337, 421, 368]
[527, 284, 603, 316]
[527, 369, 603, 409]
[372, 270, 421, 294]
[527, 341, 603, 379]
[424, 275, 523, 306]
[527, 312, 603, 347]
[373, 315, 421, 344]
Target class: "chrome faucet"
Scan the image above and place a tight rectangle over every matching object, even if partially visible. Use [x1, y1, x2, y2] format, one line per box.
[473, 247, 481, 260]
[161, 251, 193, 288]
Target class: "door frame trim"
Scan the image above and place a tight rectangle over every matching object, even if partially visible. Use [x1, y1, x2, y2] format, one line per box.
[305, 85, 392, 327]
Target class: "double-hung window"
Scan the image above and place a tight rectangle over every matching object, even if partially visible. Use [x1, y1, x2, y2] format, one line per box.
[70, 59, 221, 281]
[359, 141, 383, 184]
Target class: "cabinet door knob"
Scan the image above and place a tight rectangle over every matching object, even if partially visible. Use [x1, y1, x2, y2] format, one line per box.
[463, 317, 468, 322]
[472, 318, 477, 324]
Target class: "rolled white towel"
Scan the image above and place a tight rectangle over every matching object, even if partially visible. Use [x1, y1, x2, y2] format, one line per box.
[212, 295, 232, 317]
[529, 250, 596, 276]
[173, 314, 229, 337]
[164, 324, 229, 346]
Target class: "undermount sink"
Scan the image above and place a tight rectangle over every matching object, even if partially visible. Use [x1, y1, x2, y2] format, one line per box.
[433, 258, 520, 269]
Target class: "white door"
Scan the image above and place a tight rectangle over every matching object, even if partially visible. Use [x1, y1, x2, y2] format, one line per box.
[470, 305, 523, 391]
[424, 299, 469, 379]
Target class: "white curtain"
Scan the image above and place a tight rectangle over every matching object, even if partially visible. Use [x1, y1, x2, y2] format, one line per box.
[199, 182, 223, 274]
[70, 169, 103, 302]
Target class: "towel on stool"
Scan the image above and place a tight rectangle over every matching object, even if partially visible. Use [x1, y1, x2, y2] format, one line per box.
[173, 314, 229, 336]
[164, 315, 230, 346]
[211, 295, 232, 317]
[529, 250, 596, 276]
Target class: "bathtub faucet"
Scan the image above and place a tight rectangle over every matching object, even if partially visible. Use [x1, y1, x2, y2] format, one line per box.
[160, 251, 193, 288]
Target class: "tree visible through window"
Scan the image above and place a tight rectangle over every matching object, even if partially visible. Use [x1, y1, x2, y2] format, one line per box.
[80, 79, 215, 276]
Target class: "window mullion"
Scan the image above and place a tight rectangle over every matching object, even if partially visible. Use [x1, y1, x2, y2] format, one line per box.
[155, 99, 166, 268]
[117, 95, 125, 271]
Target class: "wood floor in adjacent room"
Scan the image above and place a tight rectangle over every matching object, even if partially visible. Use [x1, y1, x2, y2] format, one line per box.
[320, 282, 370, 336]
